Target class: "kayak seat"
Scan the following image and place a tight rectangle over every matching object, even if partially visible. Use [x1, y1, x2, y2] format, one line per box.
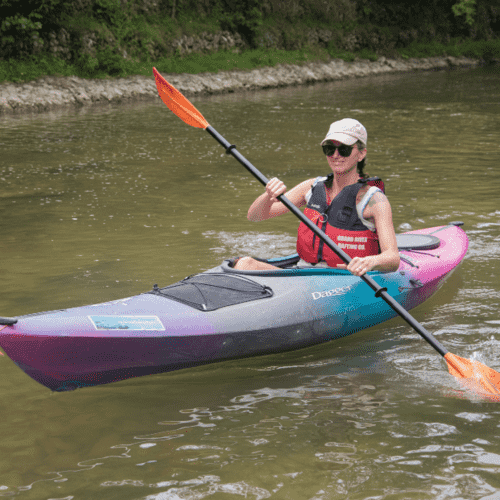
[149, 273, 273, 311]
[226, 254, 301, 269]
[255, 254, 301, 268]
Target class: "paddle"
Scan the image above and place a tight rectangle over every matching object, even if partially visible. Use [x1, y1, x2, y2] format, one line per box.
[152, 67, 500, 399]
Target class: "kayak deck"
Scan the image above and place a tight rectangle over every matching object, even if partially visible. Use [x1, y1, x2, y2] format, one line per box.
[0, 223, 468, 391]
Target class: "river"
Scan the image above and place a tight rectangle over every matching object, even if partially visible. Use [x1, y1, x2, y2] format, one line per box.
[0, 65, 499, 499]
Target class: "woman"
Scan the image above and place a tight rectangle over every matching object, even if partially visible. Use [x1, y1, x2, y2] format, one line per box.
[234, 118, 400, 276]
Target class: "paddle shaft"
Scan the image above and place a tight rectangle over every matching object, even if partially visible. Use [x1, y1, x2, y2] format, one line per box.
[206, 125, 449, 358]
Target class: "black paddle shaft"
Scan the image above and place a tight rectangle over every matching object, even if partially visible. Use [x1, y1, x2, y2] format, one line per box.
[206, 125, 449, 358]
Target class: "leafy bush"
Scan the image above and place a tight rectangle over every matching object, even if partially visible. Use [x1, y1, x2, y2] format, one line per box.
[216, 0, 263, 46]
[461, 39, 500, 61]
[92, 0, 127, 27]
[452, 0, 476, 26]
[0, 12, 43, 58]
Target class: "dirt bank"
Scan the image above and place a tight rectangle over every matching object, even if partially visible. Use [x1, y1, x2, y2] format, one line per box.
[0, 56, 479, 115]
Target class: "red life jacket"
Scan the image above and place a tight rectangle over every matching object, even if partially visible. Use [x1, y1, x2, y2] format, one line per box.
[297, 176, 382, 267]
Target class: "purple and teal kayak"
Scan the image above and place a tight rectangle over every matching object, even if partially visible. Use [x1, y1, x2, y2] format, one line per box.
[0, 223, 468, 391]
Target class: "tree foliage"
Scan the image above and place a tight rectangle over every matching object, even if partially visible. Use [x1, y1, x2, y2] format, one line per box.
[0, 0, 498, 64]
[453, 0, 477, 25]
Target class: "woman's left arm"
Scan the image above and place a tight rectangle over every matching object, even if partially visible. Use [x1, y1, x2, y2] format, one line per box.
[338, 191, 400, 276]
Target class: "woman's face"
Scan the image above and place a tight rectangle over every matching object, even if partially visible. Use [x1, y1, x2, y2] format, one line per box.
[325, 141, 367, 176]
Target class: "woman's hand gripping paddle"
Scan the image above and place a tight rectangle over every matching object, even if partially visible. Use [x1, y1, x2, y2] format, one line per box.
[152, 67, 500, 400]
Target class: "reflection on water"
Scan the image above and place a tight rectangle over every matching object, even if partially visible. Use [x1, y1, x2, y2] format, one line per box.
[0, 66, 500, 499]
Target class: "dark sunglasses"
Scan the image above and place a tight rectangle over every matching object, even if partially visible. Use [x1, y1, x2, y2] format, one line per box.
[322, 143, 354, 157]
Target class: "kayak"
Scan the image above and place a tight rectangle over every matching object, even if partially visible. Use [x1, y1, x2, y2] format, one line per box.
[0, 223, 468, 391]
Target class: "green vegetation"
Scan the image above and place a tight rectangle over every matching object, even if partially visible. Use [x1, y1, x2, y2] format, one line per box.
[155, 47, 326, 73]
[398, 38, 500, 61]
[0, 47, 326, 82]
[0, 0, 498, 83]
[452, 0, 477, 26]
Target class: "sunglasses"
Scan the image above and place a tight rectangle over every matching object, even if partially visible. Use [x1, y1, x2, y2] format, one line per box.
[322, 143, 355, 157]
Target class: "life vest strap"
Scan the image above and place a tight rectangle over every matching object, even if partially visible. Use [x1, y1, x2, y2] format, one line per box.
[358, 176, 385, 194]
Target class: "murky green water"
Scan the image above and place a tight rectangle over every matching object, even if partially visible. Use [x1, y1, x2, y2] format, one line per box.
[1, 66, 500, 499]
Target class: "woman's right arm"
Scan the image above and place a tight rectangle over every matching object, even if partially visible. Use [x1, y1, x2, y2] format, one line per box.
[247, 178, 315, 221]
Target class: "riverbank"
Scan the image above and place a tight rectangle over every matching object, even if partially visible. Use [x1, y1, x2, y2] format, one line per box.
[0, 55, 480, 115]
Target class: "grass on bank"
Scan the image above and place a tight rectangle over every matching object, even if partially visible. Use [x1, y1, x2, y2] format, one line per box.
[0, 39, 499, 84]
[1, 47, 324, 83]
[398, 38, 500, 60]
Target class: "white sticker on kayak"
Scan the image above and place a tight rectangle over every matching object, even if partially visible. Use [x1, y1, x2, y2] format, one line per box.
[89, 315, 165, 331]
[311, 285, 354, 300]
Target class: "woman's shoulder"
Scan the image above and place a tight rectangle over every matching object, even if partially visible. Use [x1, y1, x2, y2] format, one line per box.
[356, 184, 389, 209]
[310, 175, 329, 189]
[293, 177, 320, 191]
[293, 177, 320, 205]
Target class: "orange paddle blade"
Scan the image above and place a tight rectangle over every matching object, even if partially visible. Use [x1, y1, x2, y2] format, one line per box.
[445, 352, 500, 397]
[153, 68, 209, 129]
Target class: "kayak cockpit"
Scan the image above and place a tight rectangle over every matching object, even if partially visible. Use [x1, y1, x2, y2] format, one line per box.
[221, 255, 359, 276]
[218, 230, 446, 276]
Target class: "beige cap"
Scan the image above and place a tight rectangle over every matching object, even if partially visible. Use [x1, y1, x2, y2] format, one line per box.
[321, 118, 367, 146]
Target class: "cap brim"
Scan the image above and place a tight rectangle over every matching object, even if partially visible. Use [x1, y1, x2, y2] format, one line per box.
[321, 132, 358, 146]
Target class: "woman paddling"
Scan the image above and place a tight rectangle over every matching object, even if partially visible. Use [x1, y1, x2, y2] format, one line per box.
[233, 118, 400, 276]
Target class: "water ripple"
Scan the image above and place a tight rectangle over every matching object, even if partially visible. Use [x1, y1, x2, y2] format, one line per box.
[203, 230, 297, 257]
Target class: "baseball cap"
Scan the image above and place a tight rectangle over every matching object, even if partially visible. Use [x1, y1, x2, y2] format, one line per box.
[321, 118, 367, 146]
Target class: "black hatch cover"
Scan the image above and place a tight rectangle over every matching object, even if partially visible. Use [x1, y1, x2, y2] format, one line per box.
[149, 273, 273, 311]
